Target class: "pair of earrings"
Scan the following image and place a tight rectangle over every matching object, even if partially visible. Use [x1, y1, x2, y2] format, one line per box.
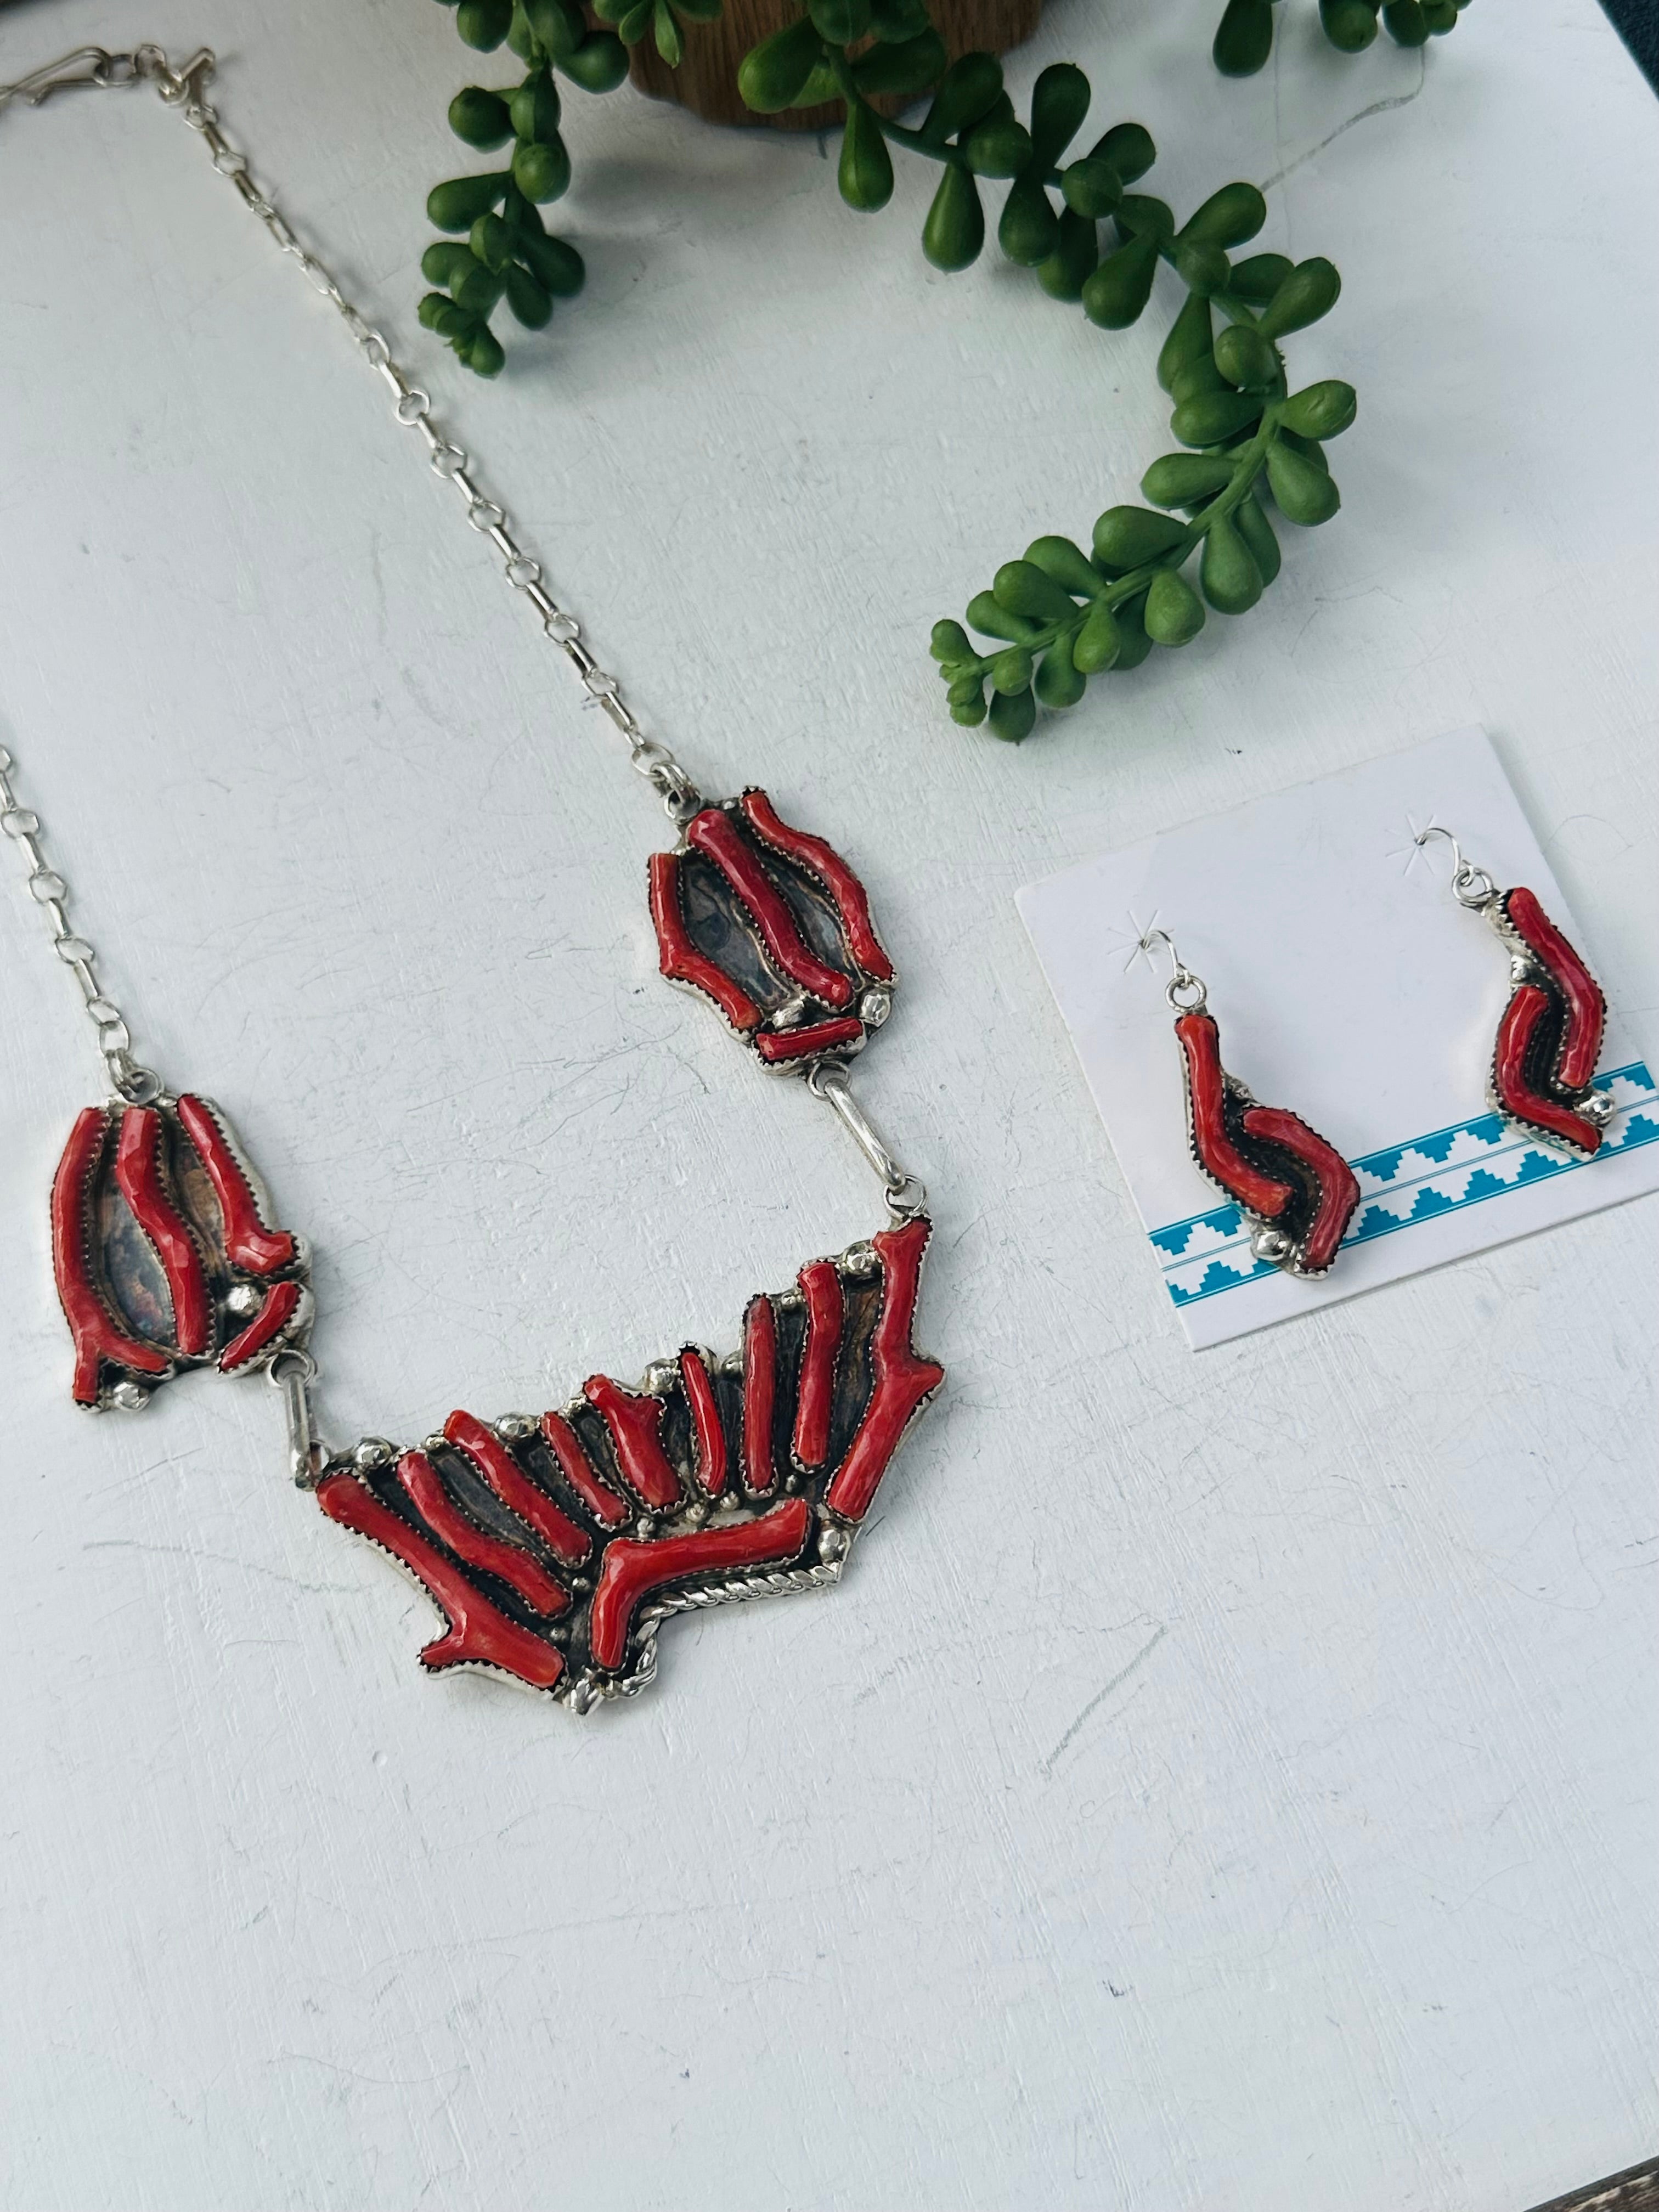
[1142, 826, 1613, 1282]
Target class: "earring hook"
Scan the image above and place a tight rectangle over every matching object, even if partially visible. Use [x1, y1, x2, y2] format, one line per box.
[1137, 927, 1209, 1013]
[1413, 822, 1498, 910]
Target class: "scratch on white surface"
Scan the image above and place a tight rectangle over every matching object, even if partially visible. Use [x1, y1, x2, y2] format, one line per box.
[1043, 1626, 1169, 1778]
[1260, 54, 1428, 189]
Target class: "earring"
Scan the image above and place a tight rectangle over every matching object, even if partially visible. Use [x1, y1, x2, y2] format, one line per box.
[1413, 826, 1613, 1156]
[1138, 930, 1361, 1279]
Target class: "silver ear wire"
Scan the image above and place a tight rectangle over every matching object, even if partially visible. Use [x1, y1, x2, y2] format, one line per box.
[1414, 822, 1498, 910]
[1137, 926, 1209, 1013]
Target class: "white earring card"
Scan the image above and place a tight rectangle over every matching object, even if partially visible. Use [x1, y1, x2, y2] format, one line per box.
[1017, 727, 1659, 1350]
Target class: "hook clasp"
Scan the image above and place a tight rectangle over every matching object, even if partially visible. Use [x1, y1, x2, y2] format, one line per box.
[1138, 928, 1208, 1013]
[1414, 823, 1498, 910]
[0, 47, 140, 111]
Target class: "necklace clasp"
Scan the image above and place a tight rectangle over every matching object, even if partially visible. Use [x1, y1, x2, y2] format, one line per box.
[0, 47, 137, 112]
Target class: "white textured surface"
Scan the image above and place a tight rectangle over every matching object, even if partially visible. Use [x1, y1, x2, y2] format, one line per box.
[0, 0, 1655, 2206]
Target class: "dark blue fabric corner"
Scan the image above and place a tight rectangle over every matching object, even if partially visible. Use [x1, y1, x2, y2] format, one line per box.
[1601, 0, 1659, 89]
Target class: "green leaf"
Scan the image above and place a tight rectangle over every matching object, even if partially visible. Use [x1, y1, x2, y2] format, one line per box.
[508, 69, 562, 142]
[1257, 256, 1342, 338]
[464, 324, 507, 376]
[1059, 156, 1120, 219]
[1073, 597, 1123, 673]
[838, 101, 894, 212]
[997, 175, 1058, 267]
[505, 263, 555, 327]
[963, 113, 1032, 178]
[1174, 240, 1231, 298]
[992, 559, 1079, 623]
[421, 241, 477, 288]
[1265, 441, 1342, 523]
[456, 0, 514, 50]
[738, 17, 823, 112]
[950, 692, 990, 727]
[1213, 0, 1275, 75]
[1024, 535, 1102, 597]
[1383, 0, 1431, 40]
[1319, 0, 1380, 49]
[524, 0, 587, 58]
[1234, 492, 1282, 584]
[512, 135, 571, 201]
[1035, 634, 1087, 709]
[990, 646, 1034, 693]
[988, 686, 1037, 742]
[1028, 61, 1091, 167]
[1156, 291, 1212, 394]
[453, 261, 506, 317]
[965, 590, 1041, 642]
[788, 60, 841, 105]
[517, 230, 585, 294]
[1180, 182, 1267, 250]
[1081, 230, 1159, 329]
[922, 53, 1003, 142]
[1212, 323, 1279, 391]
[922, 164, 985, 272]
[1279, 380, 1357, 439]
[946, 670, 985, 705]
[1110, 593, 1154, 671]
[931, 618, 974, 663]
[470, 211, 515, 270]
[1114, 192, 1175, 241]
[558, 32, 631, 91]
[1171, 390, 1263, 446]
[1281, 427, 1329, 472]
[449, 87, 515, 148]
[1199, 515, 1262, 613]
[419, 291, 476, 340]
[1092, 506, 1188, 567]
[427, 173, 511, 231]
[506, 2, 540, 61]
[809, 0, 871, 43]
[1141, 452, 1237, 509]
[616, 0, 653, 41]
[1144, 568, 1206, 646]
[1171, 353, 1228, 404]
[1090, 122, 1155, 185]
[1229, 252, 1294, 303]
[852, 31, 945, 96]
[1037, 207, 1099, 301]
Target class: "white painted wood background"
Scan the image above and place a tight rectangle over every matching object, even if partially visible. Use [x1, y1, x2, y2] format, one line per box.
[1, 0, 1654, 2204]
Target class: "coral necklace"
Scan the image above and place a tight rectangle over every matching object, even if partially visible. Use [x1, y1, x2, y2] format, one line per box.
[0, 42, 944, 1712]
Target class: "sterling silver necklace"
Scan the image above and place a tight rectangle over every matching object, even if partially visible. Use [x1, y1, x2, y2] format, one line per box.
[0, 42, 944, 1712]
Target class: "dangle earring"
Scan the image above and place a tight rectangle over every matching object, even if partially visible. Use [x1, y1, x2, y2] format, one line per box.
[1139, 929, 1361, 1280]
[1413, 826, 1613, 1156]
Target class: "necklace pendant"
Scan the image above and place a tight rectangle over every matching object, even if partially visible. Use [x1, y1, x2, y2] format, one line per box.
[650, 788, 896, 1072]
[50, 1091, 311, 1409]
[315, 1215, 943, 1708]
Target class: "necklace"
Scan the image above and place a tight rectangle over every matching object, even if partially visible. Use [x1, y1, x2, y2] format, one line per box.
[0, 42, 945, 1713]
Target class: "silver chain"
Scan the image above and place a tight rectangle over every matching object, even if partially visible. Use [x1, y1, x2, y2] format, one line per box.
[0, 42, 703, 828]
[0, 744, 161, 1101]
[806, 1063, 927, 1220]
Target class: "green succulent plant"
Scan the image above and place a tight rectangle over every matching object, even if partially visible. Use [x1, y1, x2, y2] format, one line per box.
[1212, 0, 1472, 76]
[419, 1, 1403, 739]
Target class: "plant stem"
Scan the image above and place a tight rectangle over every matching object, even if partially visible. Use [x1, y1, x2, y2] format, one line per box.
[961, 407, 1286, 681]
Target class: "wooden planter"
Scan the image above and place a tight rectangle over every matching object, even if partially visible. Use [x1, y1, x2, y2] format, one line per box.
[625, 0, 1045, 130]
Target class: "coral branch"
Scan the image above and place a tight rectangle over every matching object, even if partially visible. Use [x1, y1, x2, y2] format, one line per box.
[588, 1498, 812, 1673]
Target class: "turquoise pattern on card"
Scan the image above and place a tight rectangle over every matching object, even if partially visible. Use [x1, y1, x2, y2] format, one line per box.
[1150, 1062, 1657, 1308]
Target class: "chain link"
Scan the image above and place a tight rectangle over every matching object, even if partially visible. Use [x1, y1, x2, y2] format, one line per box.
[806, 1062, 928, 1220]
[111, 44, 701, 826]
[0, 746, 162, 1099]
